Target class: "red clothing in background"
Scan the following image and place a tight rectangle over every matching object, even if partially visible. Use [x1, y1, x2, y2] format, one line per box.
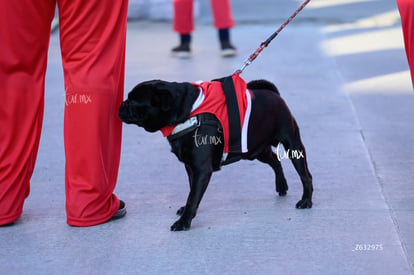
[397, 0, 414, 89]
[173, 0, 235, 34]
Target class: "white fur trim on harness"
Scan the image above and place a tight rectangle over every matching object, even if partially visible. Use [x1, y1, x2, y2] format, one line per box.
[241, 89, 252, 153]
[191, 88, 204, 112]
[170, 89, 204, 136]
[170, 116, 199, 136]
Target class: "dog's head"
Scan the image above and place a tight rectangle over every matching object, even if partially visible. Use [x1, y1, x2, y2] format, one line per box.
[118, 80, 199, 132]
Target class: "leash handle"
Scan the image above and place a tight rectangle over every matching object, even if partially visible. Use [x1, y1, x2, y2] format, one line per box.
[236, 0, 311, 74]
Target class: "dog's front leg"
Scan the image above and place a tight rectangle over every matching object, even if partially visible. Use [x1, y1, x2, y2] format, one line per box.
[176, 164, 194, 216]
[171, 168, 212, 231]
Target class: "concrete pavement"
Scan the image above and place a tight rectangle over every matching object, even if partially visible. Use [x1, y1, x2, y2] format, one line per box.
[1, 0, 413, 274]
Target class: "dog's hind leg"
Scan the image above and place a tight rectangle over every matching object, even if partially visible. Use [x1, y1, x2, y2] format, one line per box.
[171, 166, 212, 231]
[257, 146, 288, 196]
[281, 130, 313, 209]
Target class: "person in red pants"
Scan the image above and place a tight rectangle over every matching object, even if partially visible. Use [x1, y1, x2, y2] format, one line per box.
[397, 0, 414, 90]
[0, 0, 128, 226]
[172, 0, 237, 58]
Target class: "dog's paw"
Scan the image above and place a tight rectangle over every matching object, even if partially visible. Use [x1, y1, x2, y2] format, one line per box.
[295, 198, 312, 209]
[170, 219, 191, 231]
[176, 206, 185, 216]
[276, 179, 288, 197]
[278, 190, 287, 197]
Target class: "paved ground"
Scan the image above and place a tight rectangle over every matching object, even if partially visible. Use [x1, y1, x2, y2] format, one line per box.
[1, 0, 413, 274]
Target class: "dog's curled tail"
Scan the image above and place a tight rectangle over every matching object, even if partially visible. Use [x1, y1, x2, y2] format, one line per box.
[247, 80, 280, 95]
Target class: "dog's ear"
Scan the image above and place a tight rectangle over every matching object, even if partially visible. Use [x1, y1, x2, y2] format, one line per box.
[168, 82, 199, 123]
[147, 81, 198, 123]
[129, 80, 161, 102]
[151, 90, 174, 112]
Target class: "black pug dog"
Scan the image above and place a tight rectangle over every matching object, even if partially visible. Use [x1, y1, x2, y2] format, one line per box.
[119, 74, 313, 231]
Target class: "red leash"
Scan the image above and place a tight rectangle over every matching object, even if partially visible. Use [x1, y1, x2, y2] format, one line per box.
[236, 0, 312, 74]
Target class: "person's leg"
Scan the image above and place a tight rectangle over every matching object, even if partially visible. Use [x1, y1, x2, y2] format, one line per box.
[173, 0, 194, 34]
[210, 0, 234, 30]
[397, 0, 414, 89]
[57, 0, 128, 226]
[0, 0, 55, 226]
[210, 0, 237, 56]
[172, 0, 193, 57]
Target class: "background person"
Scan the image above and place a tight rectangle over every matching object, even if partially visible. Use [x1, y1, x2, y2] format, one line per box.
[172, 0, 237, 58]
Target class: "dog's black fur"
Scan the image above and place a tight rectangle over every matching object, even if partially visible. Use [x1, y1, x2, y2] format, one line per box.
[119, 78, 313, 231]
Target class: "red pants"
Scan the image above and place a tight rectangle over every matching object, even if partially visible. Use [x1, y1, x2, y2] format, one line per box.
[397, 0, 414, 89]
[0, 0, 128, 226]
[173, 0, 235, 34]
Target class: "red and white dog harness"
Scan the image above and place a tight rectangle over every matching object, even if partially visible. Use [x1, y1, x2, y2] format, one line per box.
[161, 73, 252, 162]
